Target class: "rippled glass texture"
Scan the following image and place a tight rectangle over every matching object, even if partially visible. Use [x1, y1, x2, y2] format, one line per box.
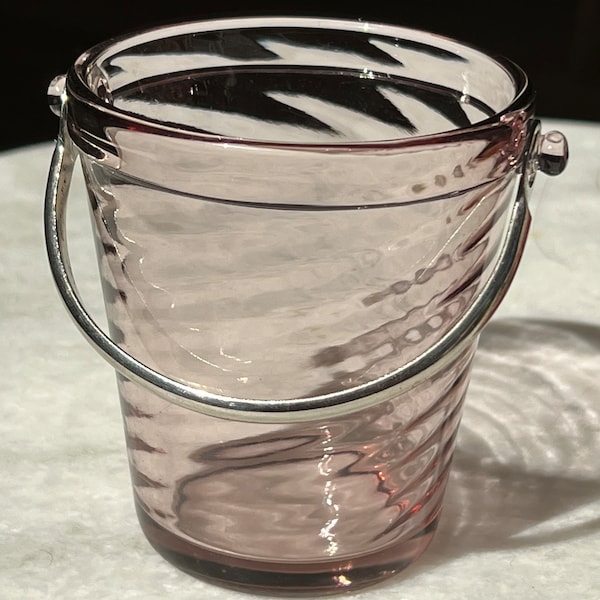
[122, 341, 475, 593]
[62, 16, 536, 594]
[70, 17, 535, 400]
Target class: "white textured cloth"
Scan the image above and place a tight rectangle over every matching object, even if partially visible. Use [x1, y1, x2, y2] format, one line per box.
[1, 119, 599, 599]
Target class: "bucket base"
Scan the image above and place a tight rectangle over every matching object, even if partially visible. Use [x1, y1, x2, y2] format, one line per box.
[134, 498, 438, 596]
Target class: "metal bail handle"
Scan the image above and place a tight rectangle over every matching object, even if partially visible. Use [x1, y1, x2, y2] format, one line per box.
[45, 123, 541, 423]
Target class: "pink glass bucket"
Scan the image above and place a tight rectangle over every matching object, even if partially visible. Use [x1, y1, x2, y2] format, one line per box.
[44, 16, 568, 595]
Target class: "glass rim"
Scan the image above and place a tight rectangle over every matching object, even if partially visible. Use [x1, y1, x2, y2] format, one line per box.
[64, 15, 536, 151]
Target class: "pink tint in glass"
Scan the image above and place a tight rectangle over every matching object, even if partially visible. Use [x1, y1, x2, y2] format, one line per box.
[45, 16, 568, 595]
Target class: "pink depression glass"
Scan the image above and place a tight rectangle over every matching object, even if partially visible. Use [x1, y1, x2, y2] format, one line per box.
[44, 16, 568, 596]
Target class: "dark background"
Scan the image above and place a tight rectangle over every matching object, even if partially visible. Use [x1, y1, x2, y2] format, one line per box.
[4, 1, 599, 151]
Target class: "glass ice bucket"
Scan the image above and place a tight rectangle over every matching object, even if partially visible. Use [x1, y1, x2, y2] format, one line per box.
[44, 16, 568, 595]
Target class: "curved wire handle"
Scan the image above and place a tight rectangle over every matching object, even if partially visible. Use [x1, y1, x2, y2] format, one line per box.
[44, 124, 533, 423]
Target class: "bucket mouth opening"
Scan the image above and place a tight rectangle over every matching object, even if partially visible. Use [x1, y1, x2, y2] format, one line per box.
[65, 15, 534, 150]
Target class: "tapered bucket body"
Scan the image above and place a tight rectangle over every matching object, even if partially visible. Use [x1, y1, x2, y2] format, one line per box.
[45, 16, 568, 595]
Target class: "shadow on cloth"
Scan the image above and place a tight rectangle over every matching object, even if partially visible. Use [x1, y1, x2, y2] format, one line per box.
[414, 317, 600, 569]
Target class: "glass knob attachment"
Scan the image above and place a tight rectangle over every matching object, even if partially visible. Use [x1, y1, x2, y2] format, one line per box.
[538, 130, 569, 176]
